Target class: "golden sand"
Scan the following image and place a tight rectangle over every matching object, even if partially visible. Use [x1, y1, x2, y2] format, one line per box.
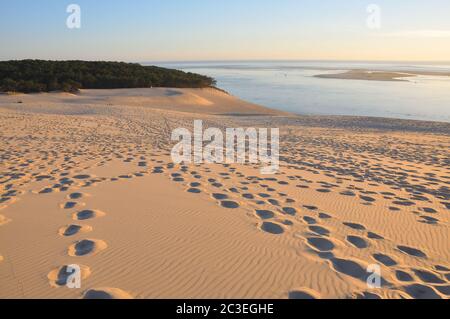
[0, 88, 449, 299]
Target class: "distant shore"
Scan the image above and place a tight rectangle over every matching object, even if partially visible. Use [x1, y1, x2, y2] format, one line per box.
[315, 69, 450, 82]
[315, 70, 414, 82]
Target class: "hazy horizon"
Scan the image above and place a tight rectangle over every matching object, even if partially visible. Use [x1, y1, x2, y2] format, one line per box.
[3, 59, 450, 65]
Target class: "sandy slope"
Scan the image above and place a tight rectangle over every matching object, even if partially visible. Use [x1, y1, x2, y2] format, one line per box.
[0, 88, 449, 299]
[0, 88, 282, 116]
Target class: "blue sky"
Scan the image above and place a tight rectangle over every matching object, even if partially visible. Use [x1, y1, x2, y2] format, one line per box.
[1, 0, 450, 61]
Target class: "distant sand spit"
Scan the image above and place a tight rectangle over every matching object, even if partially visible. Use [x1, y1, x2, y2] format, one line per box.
[0, 88, 449, 299]
[315, 70, 416, 82]
[313, 68, 450, 82]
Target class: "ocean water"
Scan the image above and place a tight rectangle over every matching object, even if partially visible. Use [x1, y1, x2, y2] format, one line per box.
[152, 61, 450, 123]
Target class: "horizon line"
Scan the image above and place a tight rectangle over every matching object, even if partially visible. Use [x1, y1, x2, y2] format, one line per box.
[142, 58, 450, 65]
[2, 58, 450, 65]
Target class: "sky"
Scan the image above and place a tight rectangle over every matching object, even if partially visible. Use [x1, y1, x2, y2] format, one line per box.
[1, 0, 450, 62]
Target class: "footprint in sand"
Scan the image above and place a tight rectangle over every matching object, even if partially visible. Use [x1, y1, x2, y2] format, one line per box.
[392, 200, 415, 207]
[395, 270, 414, 282]
[307, 237, 335, 252]
[190, 182, 201, 188]
[397, 245, 427, 259]
[303, 216, 317, 225]
[329, 258, 367, 281]
[73, 209, 106, 221]
[61, 201, 85, 209]
[220, 201, 239, 209]
[282, 220, 294, 226]
[138, 161, 147, 167]
[82, 288, 133, 299]
[255, 210, 275, 220]
[268, 199, 280, 206]
[187, 188, 201, 194]
[373, 253, 397, 267]
[403, 284, 442, 299]
[420, 207, 437, 214]
[340, 190, 356, 197]
[346, 236, 369, 249]
[318, 213, 332, 219]
[73, 174, 92, 180]
[418, 216, 439, 225]
[343, 222, 366, 231]
[435, 286, 450, 296]
[48, 265, 91, 287]
[308, 225, 330, 237]
[68, 239, 107, 257]
[288, 289, 320, 299]
[412, 269, 446, 284]
[360, 195, 376, 203]
[152, 167, 164, 174]
[58, 224, 92, 237]
[260, 222, 285, 235]
[367, 232, 384, 240]
[349, 291, 382, 299]
[119, 174, 133, 179]
[68, 192, 88, 200]
[282, 207, 297, 216]
[212, 193, 229, 200]
[380, 192, 396, 197]
[38, 187, 55, 194]
[434, 265, 450, 272]
[60, 177, 75, 186]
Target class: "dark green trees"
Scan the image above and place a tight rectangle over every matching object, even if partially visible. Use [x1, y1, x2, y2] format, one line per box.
[0, 60, 216, 93]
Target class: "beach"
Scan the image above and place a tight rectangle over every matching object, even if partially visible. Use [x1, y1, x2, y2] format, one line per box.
[0, 88, 449, 299]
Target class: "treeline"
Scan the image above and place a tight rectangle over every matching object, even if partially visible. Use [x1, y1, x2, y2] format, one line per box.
[0, 60, 216, 93]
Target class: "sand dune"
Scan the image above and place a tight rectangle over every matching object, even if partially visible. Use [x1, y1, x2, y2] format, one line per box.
[0, 88, 283, 116]
[0, 88, 449, 299]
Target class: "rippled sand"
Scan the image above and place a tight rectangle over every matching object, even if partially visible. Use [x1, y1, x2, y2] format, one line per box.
[0, 88, 449, 299]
